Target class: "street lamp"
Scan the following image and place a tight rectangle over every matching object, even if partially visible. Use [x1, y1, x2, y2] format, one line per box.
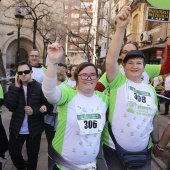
[15, 12, 24, 64]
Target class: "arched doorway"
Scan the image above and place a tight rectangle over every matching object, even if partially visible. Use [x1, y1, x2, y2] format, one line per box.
[6, 37, 33, 69]
[18, 48, 28, 62]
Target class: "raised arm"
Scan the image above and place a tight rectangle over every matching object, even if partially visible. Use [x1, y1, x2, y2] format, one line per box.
[42, 38, 63, 104]
[106, 6, 131, 83]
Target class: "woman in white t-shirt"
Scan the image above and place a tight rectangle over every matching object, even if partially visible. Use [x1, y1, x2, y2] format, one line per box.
[66, 65, 77, 87]
[102, 6, 159, 170]
[42, 38, 109, 170]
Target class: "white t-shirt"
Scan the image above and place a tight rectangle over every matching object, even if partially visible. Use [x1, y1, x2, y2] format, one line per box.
[102, 72, 158, 152]
[19, 85, 29, 134]
[43, 76, 109, 166]
[153, 77, 159, 88]
[66, 78, 76, 87]
[32, 67, 45, 84]
[165, 75, 170, 91]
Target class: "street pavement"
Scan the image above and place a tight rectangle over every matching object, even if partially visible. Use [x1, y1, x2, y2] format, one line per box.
[0, 104, 170, 170]
[0, 106, 107, 170]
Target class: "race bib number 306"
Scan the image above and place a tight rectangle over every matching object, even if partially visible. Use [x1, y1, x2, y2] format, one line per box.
[77, 113, 103, 135]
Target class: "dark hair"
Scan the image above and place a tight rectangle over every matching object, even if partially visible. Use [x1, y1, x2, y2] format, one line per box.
[16, 61, 32, 72]
[68, 65, 77, 77]
[58, 63, 67, 69]
[74, 62, 98, 82]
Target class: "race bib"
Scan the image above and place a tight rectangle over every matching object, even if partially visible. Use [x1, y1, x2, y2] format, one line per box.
[77, 113, 103, 135]
[127, 86, 154, 116]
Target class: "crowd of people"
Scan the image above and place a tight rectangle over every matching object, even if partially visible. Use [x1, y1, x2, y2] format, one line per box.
[0, 5, 170, 170]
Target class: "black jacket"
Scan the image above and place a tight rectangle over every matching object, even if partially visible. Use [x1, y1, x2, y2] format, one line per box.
[4, 80, 53, 138]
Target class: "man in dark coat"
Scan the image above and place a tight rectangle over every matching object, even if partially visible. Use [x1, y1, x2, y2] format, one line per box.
[4, 61, 53, 170]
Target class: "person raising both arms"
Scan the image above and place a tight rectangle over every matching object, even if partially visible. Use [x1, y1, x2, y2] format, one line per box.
[42, 38, 109, 170]
[102, 6, 159, 170]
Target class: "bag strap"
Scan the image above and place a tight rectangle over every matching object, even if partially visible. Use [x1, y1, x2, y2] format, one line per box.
[48, 144, 79, 170]
[108, 122, 117, 144]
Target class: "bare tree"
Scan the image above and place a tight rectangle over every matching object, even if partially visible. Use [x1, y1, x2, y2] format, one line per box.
[3, 0, 62, 48]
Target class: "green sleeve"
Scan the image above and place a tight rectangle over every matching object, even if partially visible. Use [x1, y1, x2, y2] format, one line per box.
[42, 66, 47, 73]
[98, 72, 109, 88]
[0, 84, 4, 99]
[158, 75, 162, 80]
[145, 64, 161, 78]
[98, 65, 123, 88]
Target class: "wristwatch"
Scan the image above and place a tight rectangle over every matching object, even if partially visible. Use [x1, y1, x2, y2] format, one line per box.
[156, 145, 165, 152]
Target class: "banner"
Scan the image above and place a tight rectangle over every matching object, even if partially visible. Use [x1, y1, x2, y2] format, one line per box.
[147, 0, 170, 10]
[146, 7, 170, 22]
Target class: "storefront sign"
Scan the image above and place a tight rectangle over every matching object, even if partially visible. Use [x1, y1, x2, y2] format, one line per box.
[146, 7, 170, 22]
[147, 0, 170, 10]
[156, 49, 163, 59]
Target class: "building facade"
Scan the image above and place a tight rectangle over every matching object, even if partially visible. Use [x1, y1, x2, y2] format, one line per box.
[0, 0, 65, 71]
[98, 0, 170, 64]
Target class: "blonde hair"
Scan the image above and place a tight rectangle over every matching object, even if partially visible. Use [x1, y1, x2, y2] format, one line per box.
[57, 67, 66, 82]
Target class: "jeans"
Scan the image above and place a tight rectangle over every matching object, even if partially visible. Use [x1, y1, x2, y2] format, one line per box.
[103, 144, 151, 170]
[9, 133, 42, 170]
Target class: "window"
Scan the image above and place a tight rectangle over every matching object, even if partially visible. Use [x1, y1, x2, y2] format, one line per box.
[70, 37, 77, 42]
[64, 13, 68, 17]
[101, 2, 105, 8]
[71, 22, 79, 26]
[71, 13, 79, 18]
[79, 44, 85, 48]
[82, 13, 88, 17]
[99, 19, 104, 25]
[81, 2, 92, 9]
[72, 30, 79, 34]
[69, 45, 77, 49]
[80, 27, 89, 33]
[71, 6, 80, 10]
[80, 19, 91, 25]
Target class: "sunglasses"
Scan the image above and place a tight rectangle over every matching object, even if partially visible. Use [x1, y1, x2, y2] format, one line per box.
[18, 70, 31, 75]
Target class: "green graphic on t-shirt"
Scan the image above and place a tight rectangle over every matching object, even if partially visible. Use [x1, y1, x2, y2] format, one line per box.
[77, 113, 101, 120]
[121, 129, 124, 133]
[127, 123, 131, 127]
[129, 86, 151, 96]
[89, 142, 92, 146]
[83, 151, 87, 155]
[72, 148, 76, 152]
[127, 101, 136, 113]
[137, 125, 140, 129]
[130, 132, 134, 136]
[76, 131, 80, 135]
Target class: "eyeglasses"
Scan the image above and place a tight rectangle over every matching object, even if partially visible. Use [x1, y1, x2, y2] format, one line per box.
[121, 50, 129, 54]
[30, 55, 39, 58]
[78, 73, 97, 80]
[18, 70, 31, 75]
